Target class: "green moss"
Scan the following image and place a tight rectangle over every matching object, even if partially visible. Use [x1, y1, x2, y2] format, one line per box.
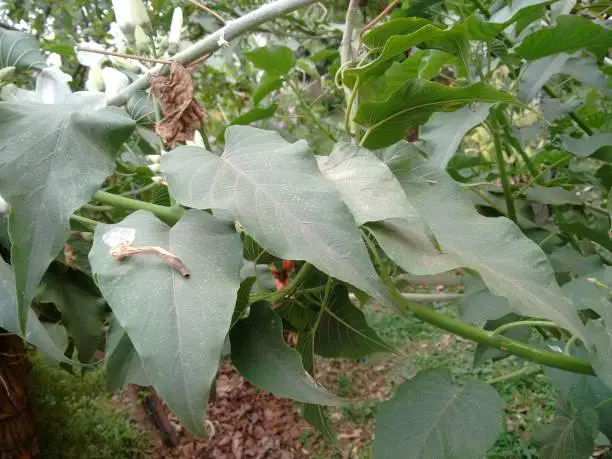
[28, 354, 152, 459]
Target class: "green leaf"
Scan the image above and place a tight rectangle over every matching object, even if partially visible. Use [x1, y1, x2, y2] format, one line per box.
[418, 103, 492, 168]
[316, 142, 452, 275]
[531, 398, 598, 459]
[241, 233, 278, 264]
[350, 22, 470, 80]
[230, 105, 277, 126]
[246, 45, 294, 77]
[253, 75, 283, 105]
[0, 102, 135, 331]
[525, 185, 583, 205]
[559, 221, 612, 253]
[0, 28, 45, 70]
[551, 246, 604, 277]
[162, 127, 393, 309]
[459, 277, 512, 323]
[516, 15, 612, 60]
[313, 284, 393, 359]
[561, 134, 612, 158]
[361, 18, 433, 48]
[379, 143, 587, 340]
[126, 90, 157, 125]
[373, 368, 504, 459]
[105, 317, 147, 391]
[89, 210, 243, 436]
[231, 277, 256, 327]
[355, 80, 520, 149]
[0, 258, 69, 362]
[230, 301, 345, 406]
[39, 270, 105, 363]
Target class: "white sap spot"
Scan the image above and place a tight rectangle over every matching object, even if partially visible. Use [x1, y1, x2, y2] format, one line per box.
[103, 227, 136, 248]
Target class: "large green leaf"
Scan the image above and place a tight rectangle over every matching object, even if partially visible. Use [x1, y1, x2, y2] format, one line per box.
[0, 102, 135, 331]
[516, 15, 612, 60]
[0, 258, 68, 362]
[378, 143, 587, 340]
[313, 284, 393, 359]
[316, 142, 454, 274]
[161, 127, 393, 308]
[525, 185, 583, 205]
[348, 22, 470, 80]
[361, 18, 432, 48]
[531, 398, 598, 459]
[230, 301, 345, 406]
[355, 80, 519, 149]
[105, 317, 148, 391]
[39, 270, 105, 363]
[229, 105, 277, 127]
[245, 45, 294, 77]
[418, 103, 493, 168]
[373, 368, 504, 459]
[561, 134, 612, 158]
[0, 28, 45, 70]
[459, 277, 512, 323]
[89, 210, 243, 436]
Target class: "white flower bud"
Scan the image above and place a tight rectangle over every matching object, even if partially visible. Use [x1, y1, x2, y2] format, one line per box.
[111, 0, 151, 44]
[146, 154, 161, 164]
[148, 163, 161, 173]
[134, 26, 150, 51]
[168, 7, 183, 46]
[101, 67, 130, 99]
[0, 194, 9, 216]
[151, 176, 166, 185]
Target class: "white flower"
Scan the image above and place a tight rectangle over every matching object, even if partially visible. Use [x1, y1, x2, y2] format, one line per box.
[146, 154, 161, 164]
[168, 7, 183, 46]
[108, 22, 128, 53]
[76, 41, 106, 68]
[186, 130, 206, 148]
[0, 195, 9, 216]
[148, 163, 161, 174]
[85, 65, 105, 92]
[101, 67, 130, 99]
[46, 53, 63, 68]
[134, 25, 149, 50]
[36, 67, 73, 104]
[111, 0, 151, 43]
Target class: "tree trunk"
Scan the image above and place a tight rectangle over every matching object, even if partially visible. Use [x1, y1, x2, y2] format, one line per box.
[0, 333, 38, 459]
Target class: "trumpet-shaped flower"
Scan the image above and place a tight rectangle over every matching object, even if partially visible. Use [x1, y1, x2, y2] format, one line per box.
[111, 0, 151, 44]
[101, 67, 130, 99]
[168, 7, 183, 46]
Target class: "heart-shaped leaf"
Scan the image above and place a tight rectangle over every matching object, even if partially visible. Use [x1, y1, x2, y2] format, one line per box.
[373, 368, 504, 459]
[162, 126, 393, 309]
[89, 209, 243, 436]
[0, 102, 135, 331]
[230, 302, 345, 406]
[105, 317, 148, 391]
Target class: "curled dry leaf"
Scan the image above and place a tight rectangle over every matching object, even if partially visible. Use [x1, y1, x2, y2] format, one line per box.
[148, 61, 206, 148]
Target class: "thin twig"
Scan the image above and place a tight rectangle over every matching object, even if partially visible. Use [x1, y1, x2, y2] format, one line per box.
[77, 46, 174, 66]
[186, 0, 227, 24]
[363, 0, 400, 32]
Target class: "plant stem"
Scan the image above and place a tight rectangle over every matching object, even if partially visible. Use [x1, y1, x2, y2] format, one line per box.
[76, 46, 173, 66]
[262, 262, 314, 304]
[340, 0, 361, 104]
[186, 0, 227, 24]
[393, 292, 594, 375]
[286, 79, 337, 141]
[364, 0, 400, 31]
[514, 154, 572, 197]
[401, 292, 463, 302]
[564, 335, 580, 355]
[394, 273, 464, 286]
[93, 191, 184, 225]
[70, 214, 99, 230]
[543, 85, 593, 136]
[493, 320, 571, 336]
[488, 121, 517, 223]
[487, 365, 542, 385]
[107, 0, 318, 107]
[344, 77, 359, 136]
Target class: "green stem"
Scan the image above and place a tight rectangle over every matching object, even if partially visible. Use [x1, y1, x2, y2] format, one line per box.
[264, 262, 314, 304]
[543, 85, 593, 136]
[120, 182, 159, 197]
[487, 365, 542, 385]
[493, 320, 571, 336]
[564, 335, 580, 355]
[93, 191, 184, 225]
[344, 77, 359, 136]
[514, 154, 572, 197]
[286, 79, 337, 142]
[81, 204, 114, 212]
[70, 214, 99, 230]
[391, 290, 594, 375]
[488, 121, 517, 223]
